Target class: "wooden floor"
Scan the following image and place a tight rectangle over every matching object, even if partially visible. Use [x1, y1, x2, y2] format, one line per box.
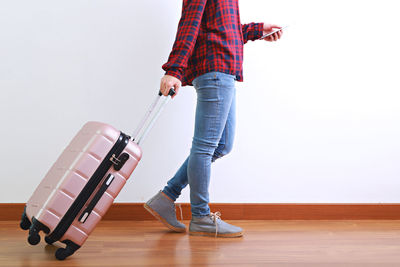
[2, 220, 400, 267]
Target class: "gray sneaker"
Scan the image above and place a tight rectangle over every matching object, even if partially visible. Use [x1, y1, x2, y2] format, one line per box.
[189, 212, 243, 238]
[144, 190, 186, 232]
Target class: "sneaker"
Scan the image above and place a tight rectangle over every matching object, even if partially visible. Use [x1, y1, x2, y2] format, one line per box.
[189, 211, 243, 238]
[144, 190, 186, 232]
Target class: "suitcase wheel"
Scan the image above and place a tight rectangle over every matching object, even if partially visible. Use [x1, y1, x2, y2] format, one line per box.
[55, 248, 69, 260]
[27, 232, 41, 245]
[55, 247, 76, 261]
[19, 212, 31, 230]
[27, 217, 50, 246]
[55, 240, 80, 260]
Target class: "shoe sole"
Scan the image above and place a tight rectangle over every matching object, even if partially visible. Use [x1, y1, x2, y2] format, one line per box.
[189, 231, 243, 238]
[143, 203, 186, 233]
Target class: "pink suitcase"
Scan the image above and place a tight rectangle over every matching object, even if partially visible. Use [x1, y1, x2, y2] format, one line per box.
[20, 90, 175, 260]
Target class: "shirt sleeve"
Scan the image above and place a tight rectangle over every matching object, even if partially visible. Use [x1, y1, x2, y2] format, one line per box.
[162, 0, 208, 81]
[242, 22, 264, 44]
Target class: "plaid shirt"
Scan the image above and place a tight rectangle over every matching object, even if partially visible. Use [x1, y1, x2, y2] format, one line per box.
[162, 0, 264, 86]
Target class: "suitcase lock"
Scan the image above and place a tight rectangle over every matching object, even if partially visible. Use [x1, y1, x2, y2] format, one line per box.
[110, 153, 130, 171]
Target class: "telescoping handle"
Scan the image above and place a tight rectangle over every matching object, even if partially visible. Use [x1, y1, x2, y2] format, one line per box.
[132, 88, 176, 145]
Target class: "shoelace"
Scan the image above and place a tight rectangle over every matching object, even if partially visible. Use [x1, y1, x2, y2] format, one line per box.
[210, 211, 221, 237]
[176, 203, 184, 221]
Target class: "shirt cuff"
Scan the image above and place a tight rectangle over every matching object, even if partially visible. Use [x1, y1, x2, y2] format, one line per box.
[165, 68, 183, 82]
[254, 22, 264, 40]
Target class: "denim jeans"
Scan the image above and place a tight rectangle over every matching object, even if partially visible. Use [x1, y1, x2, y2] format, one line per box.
[162, 71, 236, 217]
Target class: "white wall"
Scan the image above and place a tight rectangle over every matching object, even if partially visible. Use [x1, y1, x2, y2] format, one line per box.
[1, 0, 399, 203]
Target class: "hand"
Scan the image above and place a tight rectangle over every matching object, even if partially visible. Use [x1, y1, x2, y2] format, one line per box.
[262, 24, 283, 42]
[160, 75, 181, 99]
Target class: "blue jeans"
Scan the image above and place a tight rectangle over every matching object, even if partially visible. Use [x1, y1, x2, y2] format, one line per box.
[162, 71, 236, 217]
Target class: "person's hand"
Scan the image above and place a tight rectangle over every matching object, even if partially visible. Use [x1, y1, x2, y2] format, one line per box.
[262, 24, 283, 42]
[160, 75, 181, 99]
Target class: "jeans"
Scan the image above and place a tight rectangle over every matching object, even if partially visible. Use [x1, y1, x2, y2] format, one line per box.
[162, 71, 236, 217]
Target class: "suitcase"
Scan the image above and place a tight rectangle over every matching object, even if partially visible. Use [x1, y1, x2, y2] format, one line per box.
[19, 89, 175, 260]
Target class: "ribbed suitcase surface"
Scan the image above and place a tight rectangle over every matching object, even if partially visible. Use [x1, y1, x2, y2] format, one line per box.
[21, 122, 142, 259]
[20, 89, 174, 260]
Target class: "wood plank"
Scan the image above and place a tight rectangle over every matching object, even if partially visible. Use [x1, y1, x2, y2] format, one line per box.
[3, 220, 400, 266]
[3, 203, 400, 221]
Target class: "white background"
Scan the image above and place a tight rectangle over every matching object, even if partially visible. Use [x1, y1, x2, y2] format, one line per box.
[1, 0, 399, 203]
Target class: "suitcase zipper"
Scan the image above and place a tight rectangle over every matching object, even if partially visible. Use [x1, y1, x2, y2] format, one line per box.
[78, 173, 115, 223]
[47, 132, 130, 241]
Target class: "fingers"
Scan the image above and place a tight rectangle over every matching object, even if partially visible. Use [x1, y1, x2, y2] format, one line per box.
[265, 34, 278, 42]
[276, 28, 283, 39]
[160, 75, 181, 98]
[264, 29, 283, 42]
[159, 83, 167, 96]
[160, 78, 172, 96]
[263, 22, 284, 42]
[171, 87, 179, 99]
[159, 80, 165, 95]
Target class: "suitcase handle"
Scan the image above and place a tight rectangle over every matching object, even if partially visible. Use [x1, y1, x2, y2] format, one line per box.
[132, 88, 176, 145]
[159, 88, 176, 97]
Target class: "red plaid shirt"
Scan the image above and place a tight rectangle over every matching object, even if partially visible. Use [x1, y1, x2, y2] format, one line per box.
[162, 0, 264, 86]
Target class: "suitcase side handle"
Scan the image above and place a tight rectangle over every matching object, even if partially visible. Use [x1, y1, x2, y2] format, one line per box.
[132, 88, 176, 145]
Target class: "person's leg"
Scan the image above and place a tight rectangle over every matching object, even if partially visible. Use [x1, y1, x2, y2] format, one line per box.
[162, 74, 237, 201]
[187, 72, 236, 217]
[145, 71, 238, 235]
[212, 87, 236, 163]
[162, 156, 189, 201]
[162, 89, 235, 200]
[187, 72, 242, 237]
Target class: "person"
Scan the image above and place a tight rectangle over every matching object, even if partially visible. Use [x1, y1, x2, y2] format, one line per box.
[144, 0, 283, 237]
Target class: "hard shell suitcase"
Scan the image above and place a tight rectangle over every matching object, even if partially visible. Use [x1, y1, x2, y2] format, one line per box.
[20, 89, 175, 260]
